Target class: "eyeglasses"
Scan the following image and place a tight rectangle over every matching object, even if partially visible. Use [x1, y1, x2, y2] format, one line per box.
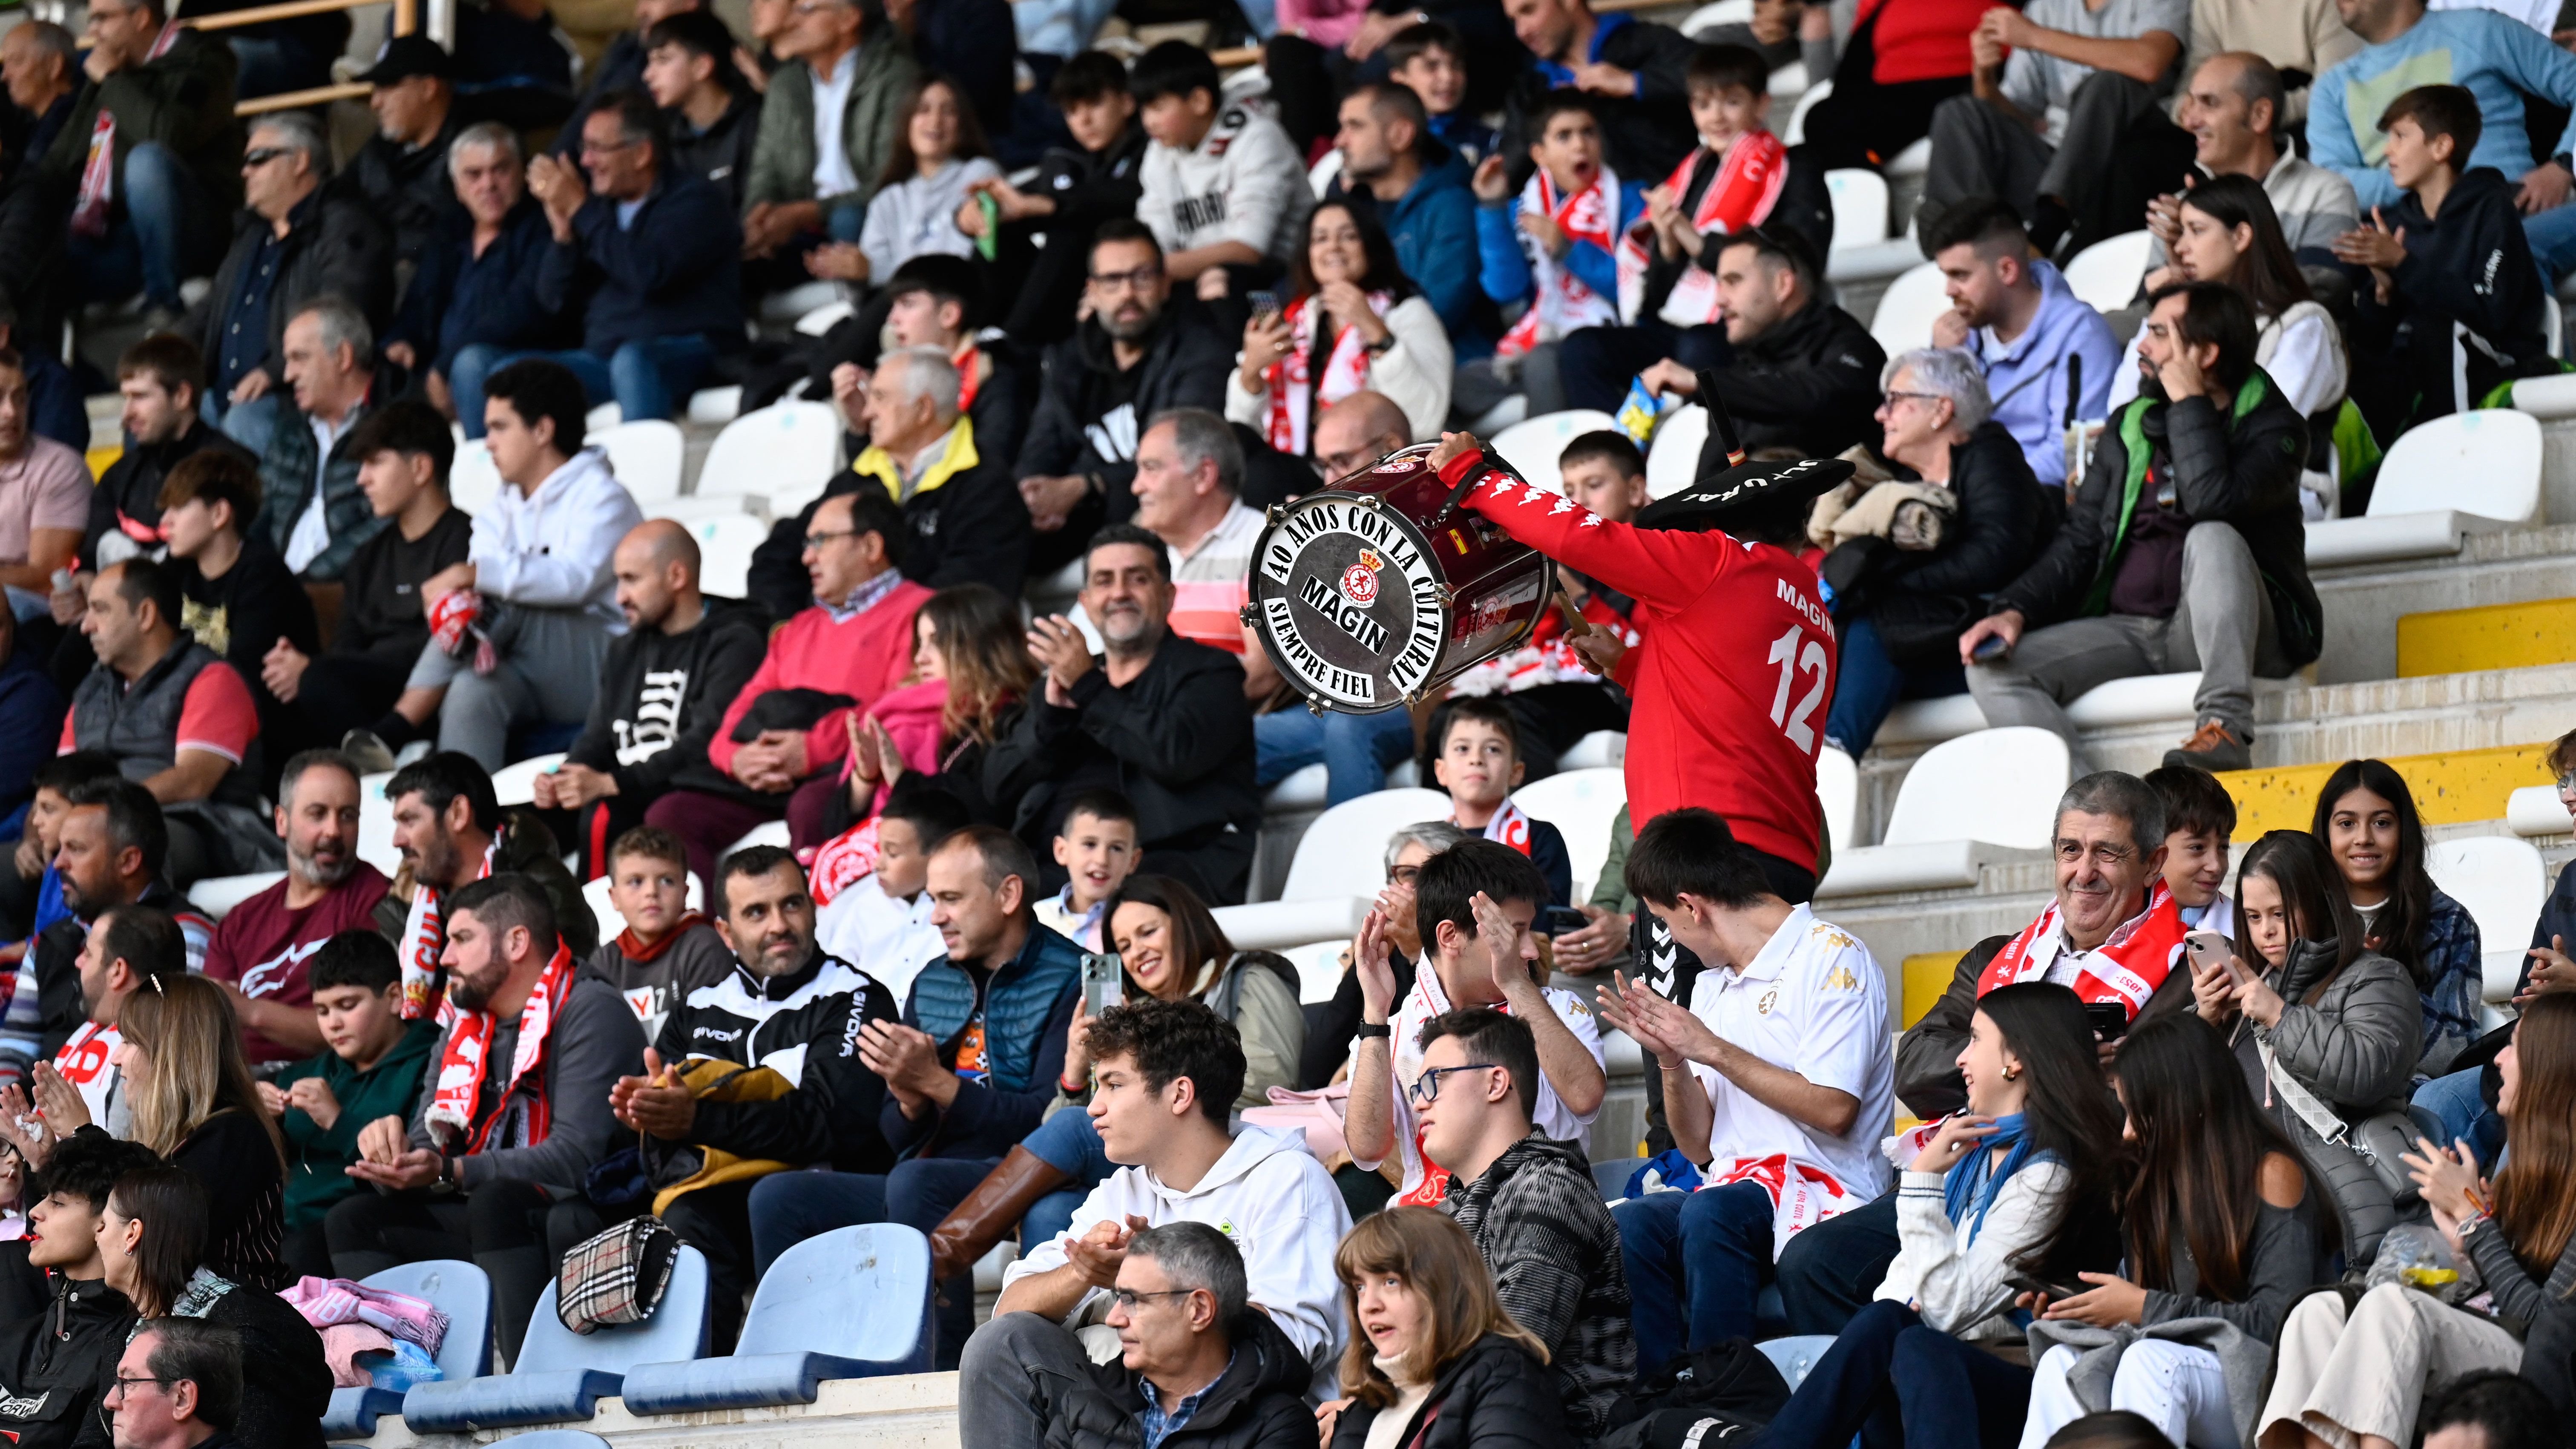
[98, 1376, 174, 1433]
[1109, 1287, 1197, 1310]
[2053, 840, 2138, 869]
[105, 1377, 172, 1401]
[1407, 1063, 1497, 1108]
[242, 147, 290, 168]
[803, 528, 857, 549]
[1088, 265, 1163, 293]
[580, 137, 644, 158]
[1882, 390, 1945, 408]
[1386, 864, 1422, 887]
[1314, 446, 1385, 479]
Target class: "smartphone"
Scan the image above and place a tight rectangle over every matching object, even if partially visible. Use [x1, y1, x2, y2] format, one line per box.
[1540, 905, 1589, 937]
[1080, 951, 1124, 1017]
[1971, 633, 2011, 663]
[1246, 289, 1281, 320]
[2005, 1272, 2086, 1302]
[2184, 930, 2233, 976]
[2084, 1001, 2129, 1042]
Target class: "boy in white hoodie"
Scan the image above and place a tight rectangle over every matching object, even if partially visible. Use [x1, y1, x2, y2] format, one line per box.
[1130, 41, 1311, 298]
[986, 997, 1350, 1383]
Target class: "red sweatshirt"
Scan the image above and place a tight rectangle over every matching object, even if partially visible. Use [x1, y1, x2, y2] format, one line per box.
[1459, 467, 1834, 871]
[709, 579, 933, 777]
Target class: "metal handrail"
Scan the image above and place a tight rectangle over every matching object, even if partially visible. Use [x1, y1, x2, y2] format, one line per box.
[169, 0, 421, 115]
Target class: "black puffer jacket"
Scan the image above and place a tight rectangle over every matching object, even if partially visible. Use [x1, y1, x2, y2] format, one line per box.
[0, 1274, 133, 1449]
[1327, 1334, 1570, 1449]
[1703, 299, 1888, 462]
[1831, 420, 2054, 667]
[1015, 297, 1233, 537]
[1050, 1308, 1319, 1449]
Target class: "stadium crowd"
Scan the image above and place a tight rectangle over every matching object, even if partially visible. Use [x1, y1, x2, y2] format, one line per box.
[0, 0, 2573, 1445]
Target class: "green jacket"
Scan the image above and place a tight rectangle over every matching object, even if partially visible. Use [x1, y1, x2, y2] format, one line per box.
[275, 1019, 441, 1230]
[743, 29, 920, 217]
[42, 28, 244, 215]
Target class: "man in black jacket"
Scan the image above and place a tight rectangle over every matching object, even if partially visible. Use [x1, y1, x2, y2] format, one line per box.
[986, 525, 1258, 906]
[1499, 0, 1696, 184]
[1015, 221, 1232, 575]
[80, 336, 254, 571]
[1623, 229, 1887, 457]
[642, 9, 759, 211]
[350, 36, 464, 266]
[535, 519, 768, 888]
[158, 449, 320, 751]
[610, 844, 897, 1349]
[0, 1130, 157, 1449]
[969, 50, 1150, 347]
[1959, 282, 2317, 774]
[552, 0, 710, 157]
[181, 109, 393, 461]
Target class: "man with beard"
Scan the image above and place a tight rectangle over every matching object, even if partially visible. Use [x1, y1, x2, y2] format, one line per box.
[985, 526, 1259, 906]
[370, 753, 593, 1020]
[72, 338, 256, 576]
[7, 781, 207, 1118]
[1014, 223, 1231, 575]
[202, 751, 390, 1067]
[336, 874, 644, 1362]
[608, 845, 898, 1348]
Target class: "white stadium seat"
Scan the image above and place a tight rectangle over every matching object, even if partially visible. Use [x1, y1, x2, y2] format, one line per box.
[1510, 768, 1627, 902]
[1819, 727, 2069, 897]
[1783, 79, 1830, 147]
[688, 514, 771, 599]
[2507, 785, 2570, 838]
[584, 402, 623, 432]
[1868, 261, 1950, 359]
[725, 821, 793, 858]
[357, 770, 400, 876]
[687, 386, 744, 425]
[449, 439, 500, 517]
[1309, 147, 1345, 201]
[1815, 746, 1857, 854]
[490, 753, 566, 808]
[2366, 408, 2542, 523]
[1278, 787, 1452, 903]
[796, 300, 855, 336]
[1681, 0, 1754, 35]
[594, 420, 686, 503]
[2427, 836, 2551, 1023]
[699, 401, 843, 502]
[1646, 400, 1707, 500]
[193, 872, 285, 922]
[1490, 410, 1620, 492]
[2059, 230, 2153, 314]
[1823, 169, 1889, 251]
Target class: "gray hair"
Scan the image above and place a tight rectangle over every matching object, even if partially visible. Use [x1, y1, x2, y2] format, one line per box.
[447, 120, 523, 179]
[292, 296, 374, 370]
[1124, 1221, 1248, 1326]
[249, 109, 332, 181]
[2055, 771, 2165, 856]
[2211, 50, 2286, 132]
[880, 345, 961, 425]
[1151, 407, 1243, 498]
[1880, 347, 1993, 434]
[277, 748, 361, 804]
[1385, 820, 1470, 874]
[5, 21, 77, 73]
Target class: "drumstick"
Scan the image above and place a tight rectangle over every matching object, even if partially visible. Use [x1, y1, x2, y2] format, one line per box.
[1694, 368, 1749, 469]
[1553, 589, 1595, 639]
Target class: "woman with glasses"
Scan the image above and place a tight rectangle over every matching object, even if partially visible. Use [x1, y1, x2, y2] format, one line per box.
[94, 1166, 331, 1449]
[1317, 1206, 1569, 1448]
[2193, 831, 2421, 1256]
[2309, 759, 2483, 1075]
[1224, 201, 1452, 460]
[1822, 346, 2054, 759]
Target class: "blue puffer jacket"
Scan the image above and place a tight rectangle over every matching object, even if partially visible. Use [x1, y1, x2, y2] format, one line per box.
[888, 920, 1083, 1160]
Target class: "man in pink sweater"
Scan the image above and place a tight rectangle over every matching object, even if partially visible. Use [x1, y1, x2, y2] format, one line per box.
[664, 489, 929, 858]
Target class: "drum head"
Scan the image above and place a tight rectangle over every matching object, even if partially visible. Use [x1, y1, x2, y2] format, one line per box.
[1250, 492, 1449, 713]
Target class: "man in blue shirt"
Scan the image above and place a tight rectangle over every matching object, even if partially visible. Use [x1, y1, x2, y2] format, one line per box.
[381, 122, 567, 424]
[1333, 82, 1481, 344]
[1925, 197, 2118, 489]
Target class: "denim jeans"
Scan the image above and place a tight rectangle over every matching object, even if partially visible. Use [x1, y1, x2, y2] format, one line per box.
[1256, 706, 1417, 805]
[1774, 1188, 1902, 1335]
[1826, 615, 1970, 757]
[1017, 1107, 1116, 1249]
[2523, 203, 2576, 288]
[1615, 1181, 1776, 1372]
[1759, 1299, 2035, 1449]
[747, 1156, 1000, 1368]
[450, 336, 719, 437]
[214, 392, 285, 461]
[64, 141, 207, 310]
[2412, 1067, 2507, 1173]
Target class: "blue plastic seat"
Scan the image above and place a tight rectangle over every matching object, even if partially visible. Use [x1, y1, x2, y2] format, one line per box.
[400, 1247, 711, 1432]
[1757, 1334, 1837, 1391]
[616, 1224, 934, 1414]
[321, 1260, 496, 1440]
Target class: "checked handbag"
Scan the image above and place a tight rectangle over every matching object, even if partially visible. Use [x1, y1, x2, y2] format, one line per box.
[555, 1216, 680, 1334]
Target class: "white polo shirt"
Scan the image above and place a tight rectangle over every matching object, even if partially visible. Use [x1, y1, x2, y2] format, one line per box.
[1360, 960, 1604, 1207]
[1690, 904, 1895, 1196]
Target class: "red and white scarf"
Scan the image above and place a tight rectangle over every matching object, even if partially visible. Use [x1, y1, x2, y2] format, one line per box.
[1498, 164, 1622, 357]
[807, 815, 883, 909]
[426, 943, 577, 1154]
[1468, 799, 1534, 857]
[1261, 290, 1394, 455]
[69, 22, 183, 238]
[1704, 1153, 1869, 1258]
[1615, 130, 1788, 328]
[397, 828, 504, 1021]
[1977, 881, 2189, 1015]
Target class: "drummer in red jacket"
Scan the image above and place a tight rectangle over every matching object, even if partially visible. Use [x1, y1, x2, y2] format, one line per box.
[1426, 379, 1852, 902]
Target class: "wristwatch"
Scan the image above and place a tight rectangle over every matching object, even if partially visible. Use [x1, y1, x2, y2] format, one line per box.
[1356, 1022, 1392, 1039]
[431, 1155, 461, 1194]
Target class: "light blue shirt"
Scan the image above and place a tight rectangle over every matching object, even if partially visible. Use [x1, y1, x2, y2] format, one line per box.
[2311, 9, 2576, 211]
[1972, 260, 2119, 485]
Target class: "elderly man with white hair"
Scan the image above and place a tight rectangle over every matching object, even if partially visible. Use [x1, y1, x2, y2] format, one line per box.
[181, 108, 394, 460]
[1820, 346, 2055, 759]
[383, 121, 569, 423]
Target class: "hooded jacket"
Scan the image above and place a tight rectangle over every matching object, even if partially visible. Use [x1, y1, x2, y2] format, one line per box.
[1007, 1124, 1353, 1376]
[2352, 166, 2557, 417]
[1016, 296, 1235, 532]
[0, 1275, 135, 1449]
[1442, 1133, 1635, 1439]
[652, 949, 900, 1174]
[1048, 1308, 1321, 1449]
[1990, 367, 2321, 668]
[1138, 102, 1312, 266]
[1362, 144, 1483, 338]
[1709, 296, 1888, 461]
[565, 597, 770, 804]
[1325, 1334, 1571, 1449]
[276, 1018, 441, 1230]
[469, 446, 644, 629]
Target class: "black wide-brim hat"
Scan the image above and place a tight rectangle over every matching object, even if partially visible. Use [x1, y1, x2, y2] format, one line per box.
[1634, 369, 1856, 532]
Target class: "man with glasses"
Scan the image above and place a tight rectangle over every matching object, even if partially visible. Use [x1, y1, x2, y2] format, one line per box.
[974, 999, 1348, 1416]
[101, 1319, 244, 1449]
[1124, 409, 1268, 694]
[1015, 221, 1231, 575]
[1416, 1006, 1635, 1435]
[1769, 771, 2182, 1336]
[180, 109, 391, 459]
[0, 1130, 159, 1449]
[704, 489, 929, 849]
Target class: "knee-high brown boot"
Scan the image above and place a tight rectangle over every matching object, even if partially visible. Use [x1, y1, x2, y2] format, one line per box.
[928, 1145, 1073, 1282]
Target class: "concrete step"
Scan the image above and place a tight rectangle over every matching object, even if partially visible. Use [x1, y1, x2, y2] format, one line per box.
[2311, 522, 2576, 684]
[2398, 597, 2576, 678]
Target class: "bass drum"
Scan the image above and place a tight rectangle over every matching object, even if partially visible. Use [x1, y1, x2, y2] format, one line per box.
[1243, 443, 1554, 714]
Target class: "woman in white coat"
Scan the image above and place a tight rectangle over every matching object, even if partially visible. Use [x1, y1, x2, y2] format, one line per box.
[1225, 200, 1453, 457]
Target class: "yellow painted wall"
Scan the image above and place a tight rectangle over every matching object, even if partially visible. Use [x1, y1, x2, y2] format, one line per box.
[2213, 743, 2555, 839]
[1901, 950, 1965, 1027]
[2397, 599, 2576, 677]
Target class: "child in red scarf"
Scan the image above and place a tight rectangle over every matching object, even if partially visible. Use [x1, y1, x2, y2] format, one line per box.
[584, 827, 735, 1043]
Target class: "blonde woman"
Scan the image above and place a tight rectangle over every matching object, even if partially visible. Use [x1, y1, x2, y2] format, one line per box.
[1320, 1206, 1567, 1448]
[104, 974, 288, 1290]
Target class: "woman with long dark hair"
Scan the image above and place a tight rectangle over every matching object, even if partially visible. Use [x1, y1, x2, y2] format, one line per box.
[1749, 983, 2125, 1448]
[1320, 1205, 1568, 1447]
[808, 73, 999, 287]
[2310, 759, 2483, 1073]
[2019, 1012, 2327, 1447]
[1225, 200, 1453, 458]
[95, 1167, 332, 1449]
[840, 581, 1035, 826]
[2259, 994, 2576, 1449]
